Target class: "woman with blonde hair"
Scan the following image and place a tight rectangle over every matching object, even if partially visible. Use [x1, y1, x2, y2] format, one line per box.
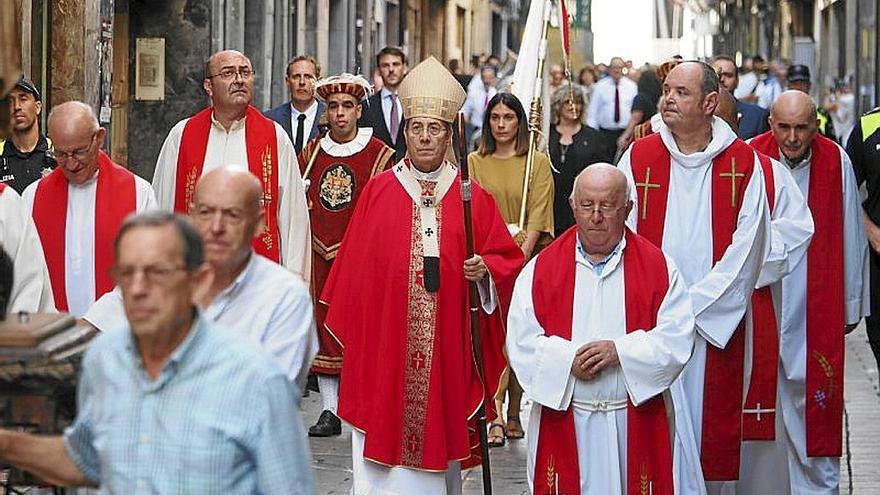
[468, 92, 554, 446]
[548, 84, 605, 236]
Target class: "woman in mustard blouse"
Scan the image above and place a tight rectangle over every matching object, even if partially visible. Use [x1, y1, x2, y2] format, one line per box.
[468, 92, 554, 446]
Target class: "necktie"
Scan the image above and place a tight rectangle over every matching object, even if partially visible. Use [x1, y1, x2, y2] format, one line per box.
[613, 84, 620, 123]
[389, 94, 399, 145]
[295, 113, 306, 155]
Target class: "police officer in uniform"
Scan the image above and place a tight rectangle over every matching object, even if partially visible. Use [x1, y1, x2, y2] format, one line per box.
[786, 64, 837, 141]
[847, 108, 880, 370]
[1, 78, 54, 193]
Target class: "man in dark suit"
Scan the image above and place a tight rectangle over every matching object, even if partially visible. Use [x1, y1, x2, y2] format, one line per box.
[712, 55, 770, 140]
[265, 55, 326, 155]
[357, 46, 408, 161]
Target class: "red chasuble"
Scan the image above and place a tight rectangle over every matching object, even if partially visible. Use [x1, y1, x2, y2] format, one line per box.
[742, 152, 779, 441]
[321, 166, 523, 470]
[531, 227, 674, 495]
[299, 136, 395, 375]
[173, 105, 281, 262]
[750, 131, 846, 457]
[629, 133, 756, 480]
[31, 151, 136, 312]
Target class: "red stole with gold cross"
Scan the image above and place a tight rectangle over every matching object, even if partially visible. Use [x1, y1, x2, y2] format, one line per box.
[630, 133, 755, 480]
[741, 152, 779, 441]
[750, 131, 846, 457]
[173, 105, 280, 262]
[531, 227, 674, 495]
[32, 151, 136, 312]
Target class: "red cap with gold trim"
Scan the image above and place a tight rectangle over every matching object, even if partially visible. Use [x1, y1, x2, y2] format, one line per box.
[314, 73, 373, 102]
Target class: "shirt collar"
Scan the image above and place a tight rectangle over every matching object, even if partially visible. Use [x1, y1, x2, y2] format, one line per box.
[381, 87, 397, 99]
[213, 252, 257, 302]
[4, 134, 49, 157]
[210, 111, 246, 132]
[575, 234, 626, 278]
[321, 128, 374, 157]
[290, 100, 318, 119]
[126, 309, 205, 384]
[410, 160, 448, 181]
[780, 147, 812, 170]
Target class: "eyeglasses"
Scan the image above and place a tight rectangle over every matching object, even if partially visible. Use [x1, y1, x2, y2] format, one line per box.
[574, 202, 628, 217]
[51, 132, 97, 163]
[111, 264, 187, 287]
[206, 67, 255, 81]
[190, 204, 248, 226]
[408, 122, 447, 137]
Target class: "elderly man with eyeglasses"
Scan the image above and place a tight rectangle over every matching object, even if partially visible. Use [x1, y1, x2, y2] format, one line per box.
[507, 163, 697, 495]
[85, 166, 318, 396]
[0, 211, 315, 494]
[152, 49, 311, 284]
[21, 100, 157, 317]
[320, 56, 523, 493]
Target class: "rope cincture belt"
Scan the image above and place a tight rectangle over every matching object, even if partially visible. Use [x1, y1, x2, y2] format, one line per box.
[571, 398, 628, 412]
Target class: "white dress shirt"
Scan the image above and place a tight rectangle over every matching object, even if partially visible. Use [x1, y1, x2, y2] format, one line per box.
[586, 76, 638, 131]
[291, 100, 319, 143]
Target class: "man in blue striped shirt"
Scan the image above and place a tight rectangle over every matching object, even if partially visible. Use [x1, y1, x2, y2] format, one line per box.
[0, 212, 314, 494]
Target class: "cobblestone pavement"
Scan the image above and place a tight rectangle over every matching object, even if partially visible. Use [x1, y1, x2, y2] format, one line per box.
[308, 324, 880, 494]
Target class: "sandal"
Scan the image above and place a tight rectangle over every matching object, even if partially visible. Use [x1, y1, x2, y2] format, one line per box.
[487, 421, 506, 448]
[505, 417, 525, 440]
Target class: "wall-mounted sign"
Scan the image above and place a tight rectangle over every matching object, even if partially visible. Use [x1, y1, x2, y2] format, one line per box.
[135, 37, 165, 101]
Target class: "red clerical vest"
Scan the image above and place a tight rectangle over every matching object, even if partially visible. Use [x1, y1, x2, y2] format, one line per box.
[742, 152, 779, 441]
[750, 131, 846, 457]
[531, 227, 674, 495]
[300, 136, 395, 375]
[629, 133, 756, 480]
[173, 105, 281, 262]
[31, 151, 137, 312]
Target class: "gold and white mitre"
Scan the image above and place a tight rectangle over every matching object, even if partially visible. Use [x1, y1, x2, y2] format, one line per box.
[397, 56, 466, 123]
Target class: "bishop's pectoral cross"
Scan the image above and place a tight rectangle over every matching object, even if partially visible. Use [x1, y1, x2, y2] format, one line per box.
[719, 157, 745, 208]
[635, 168, 660, 220]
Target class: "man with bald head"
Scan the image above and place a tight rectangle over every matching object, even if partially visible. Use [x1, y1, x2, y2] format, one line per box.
[86, 166, 317, 394]
[153, 49, 311, 284]
[507, 164, 698, 494]
[23, 101, 156, 316]
[618, 61, 770, 489]
[745, 90, 868, 494]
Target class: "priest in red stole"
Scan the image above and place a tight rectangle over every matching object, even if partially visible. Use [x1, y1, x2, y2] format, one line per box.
[737, 91, 868, 494]
[617, 62, 770, 491]
[299, 73, 396, 437]
[320, 56, 523, 494]
[507, 164, 696, 495]
[715, 90, 815, 490]
[23, 101, 156, 317]
[152, 50, 311, 283]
